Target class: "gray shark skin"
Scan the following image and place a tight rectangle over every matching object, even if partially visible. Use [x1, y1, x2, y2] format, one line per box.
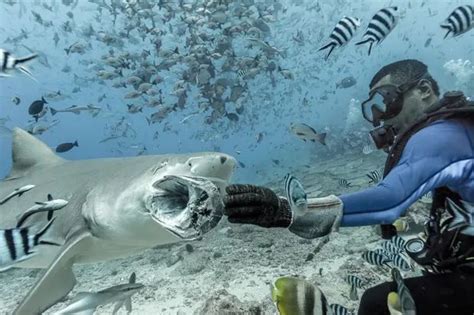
[0, 128, 236, 314]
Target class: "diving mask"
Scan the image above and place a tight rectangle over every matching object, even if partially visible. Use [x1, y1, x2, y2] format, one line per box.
[361, 72, 431, 127]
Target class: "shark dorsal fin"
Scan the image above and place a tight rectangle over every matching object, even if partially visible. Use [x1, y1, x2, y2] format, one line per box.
[8, 128, 64, 179]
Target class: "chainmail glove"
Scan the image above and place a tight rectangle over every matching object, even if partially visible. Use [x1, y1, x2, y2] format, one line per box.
[223, 184, 292, 228]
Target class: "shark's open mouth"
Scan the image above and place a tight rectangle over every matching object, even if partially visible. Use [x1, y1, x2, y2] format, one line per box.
[149, 175, 224, 240]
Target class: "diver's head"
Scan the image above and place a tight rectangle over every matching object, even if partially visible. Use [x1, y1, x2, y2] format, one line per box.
[362, 59, 440, 133]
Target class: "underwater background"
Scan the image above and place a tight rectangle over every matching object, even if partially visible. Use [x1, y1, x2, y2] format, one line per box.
[0, 0, 473, 314]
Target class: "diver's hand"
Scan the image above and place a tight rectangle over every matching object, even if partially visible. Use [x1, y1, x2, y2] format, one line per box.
[223, 184, 292, 228]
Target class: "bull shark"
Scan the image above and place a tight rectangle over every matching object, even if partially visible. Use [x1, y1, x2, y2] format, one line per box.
[0, 128, 236, 314]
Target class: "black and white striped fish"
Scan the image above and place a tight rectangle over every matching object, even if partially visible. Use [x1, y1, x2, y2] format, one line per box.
[338, 179, 352, 188]
[362, 250, 391, 267]
[330, 303, 353, 315]
[345, 275, 364, 288]
[440, 5, 474, 39]
[382, 240, 403, 254]
[373, 248, 391, 258]
[391, 268, 416, 314]
[391, 235, 407, 250]
[389, 254, 412, 271]
[237, 69, 247, 78]
[0, 218, 57, 272]
[0, 48, 38, 81]
[319, 16, 361, 60]
[345, 275, 364, 301]
[355, 7, 399, 55]
[366, 170, 382, 184]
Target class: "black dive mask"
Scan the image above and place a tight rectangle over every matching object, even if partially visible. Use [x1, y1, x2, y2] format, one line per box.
[363, 72, 431, 150]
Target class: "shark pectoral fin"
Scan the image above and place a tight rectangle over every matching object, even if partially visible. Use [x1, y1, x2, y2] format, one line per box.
[111, 299, 126, 315]
[14, 230, 94, 315]
[125, 297, 132, 313]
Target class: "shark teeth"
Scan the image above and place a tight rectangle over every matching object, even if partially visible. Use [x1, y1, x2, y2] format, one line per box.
[150, 175, 223, 240]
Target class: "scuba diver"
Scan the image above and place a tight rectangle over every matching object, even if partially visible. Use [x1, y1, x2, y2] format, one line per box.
[223, 60, 474, 314]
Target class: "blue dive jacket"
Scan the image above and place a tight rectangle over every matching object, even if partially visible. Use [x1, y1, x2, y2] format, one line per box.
[339, 118, 474, 226]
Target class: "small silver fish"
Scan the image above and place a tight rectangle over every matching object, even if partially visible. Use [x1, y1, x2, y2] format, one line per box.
[0, 184, 35, 205]
[290, 122, 327, 145]
[16, 194, 68, 227]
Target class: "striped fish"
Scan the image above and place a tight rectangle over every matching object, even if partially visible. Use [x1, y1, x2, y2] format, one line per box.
[389, 254, 412, 271]
[382, 240, 403, 254]
[391, 268, 416, 315]
[319, 16, 361, 60]
[330, 303, 353, 315]
[271, 276, 329, 315]
[373, 248, 391, 259]
[0, 218, 56, 272]
[362, 250, 391, 267]
[441, 5, 474, 39]
[391, 235, 407, 250]
[338, 179, 352, 188]
[237, 69, 247, 78]
[0, 48, 38, 81]
[366, 170, 381, 184]
[355, 7, 399, 55]
[345, 275, 364, 301]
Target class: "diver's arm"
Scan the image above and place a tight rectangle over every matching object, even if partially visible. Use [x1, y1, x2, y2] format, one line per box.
[340, 120, 473, 226]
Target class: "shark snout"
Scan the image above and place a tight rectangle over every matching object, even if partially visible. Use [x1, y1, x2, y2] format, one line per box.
[186, 153, 236, 185]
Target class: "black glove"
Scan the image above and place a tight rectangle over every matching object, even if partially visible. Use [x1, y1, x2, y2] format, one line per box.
[223, 184, 292, 228]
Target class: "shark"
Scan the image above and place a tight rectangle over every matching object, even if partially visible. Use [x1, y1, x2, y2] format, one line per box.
[0, 128, 236, 314]
[55, 272, 144, 314]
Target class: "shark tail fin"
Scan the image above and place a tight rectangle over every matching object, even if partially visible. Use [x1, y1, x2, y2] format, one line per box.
[50, 107, 57, 116]
[74, 141, 79, 147]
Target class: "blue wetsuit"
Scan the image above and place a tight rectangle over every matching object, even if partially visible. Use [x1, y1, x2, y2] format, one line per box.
[339, 118, 474, 227]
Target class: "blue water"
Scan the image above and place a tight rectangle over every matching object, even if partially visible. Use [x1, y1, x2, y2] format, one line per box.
[0, 0, 472, 183]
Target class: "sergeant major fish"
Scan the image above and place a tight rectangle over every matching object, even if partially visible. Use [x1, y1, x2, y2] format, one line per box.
[0, 185, 35, 205]
[355, 7, 399, 55]
[440, 5, 474, 39]
[1, 218, 57, 272]
[319, 16, 361, 60]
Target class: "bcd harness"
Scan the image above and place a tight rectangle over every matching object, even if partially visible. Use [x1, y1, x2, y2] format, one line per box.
[380, 91, 474, 273]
